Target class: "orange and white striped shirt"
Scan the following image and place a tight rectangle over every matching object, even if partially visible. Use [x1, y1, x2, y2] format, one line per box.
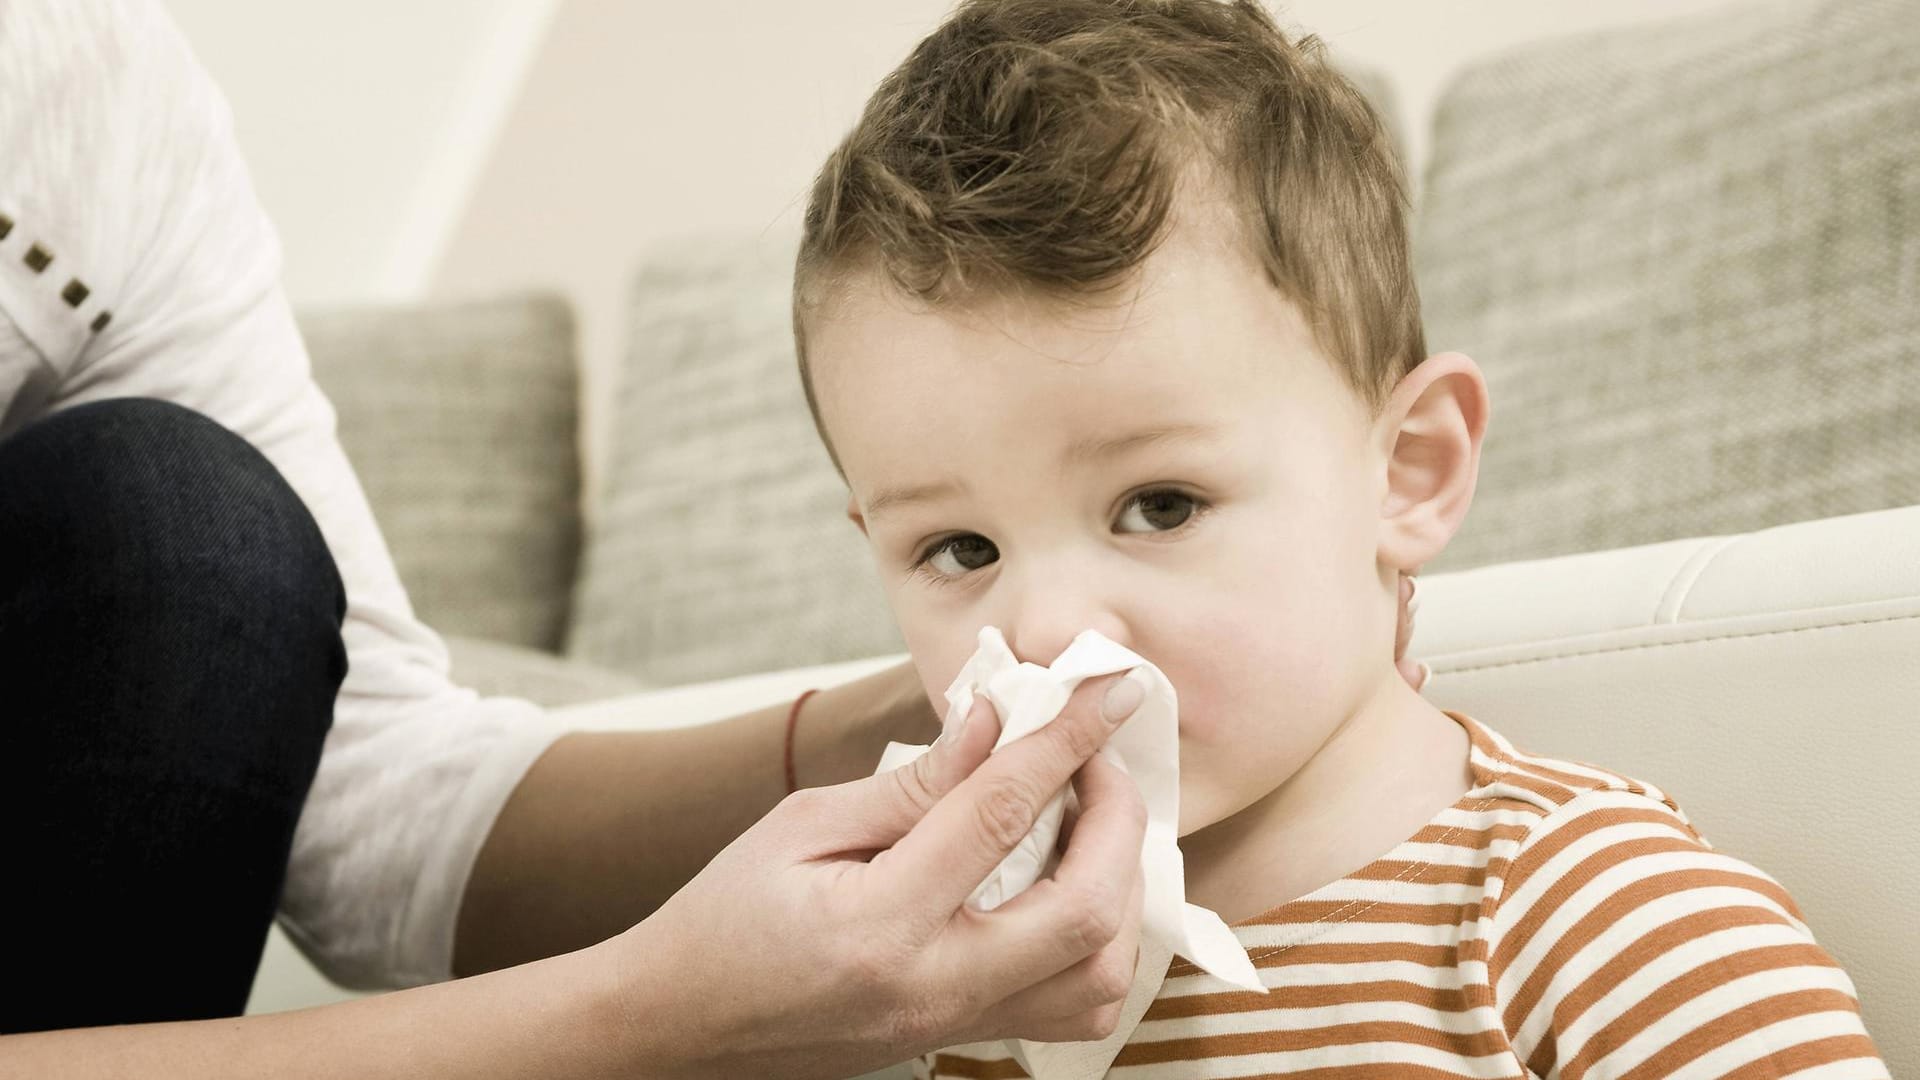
[917, 712, 1887, 1079]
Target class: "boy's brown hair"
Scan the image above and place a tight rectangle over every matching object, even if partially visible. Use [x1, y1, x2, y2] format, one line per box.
[795, 0, 1424, 459]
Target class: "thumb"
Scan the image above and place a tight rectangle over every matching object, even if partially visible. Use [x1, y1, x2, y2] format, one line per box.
[801, 696, 1003, 856]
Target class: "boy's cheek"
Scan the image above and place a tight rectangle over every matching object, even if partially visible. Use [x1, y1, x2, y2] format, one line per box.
[902, 631, 975, 728]
[1165, 658, 1324, 829]
[1158, 633, 1269, 741]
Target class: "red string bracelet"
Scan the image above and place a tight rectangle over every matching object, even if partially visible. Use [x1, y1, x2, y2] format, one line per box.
[784, 688, 820, 794]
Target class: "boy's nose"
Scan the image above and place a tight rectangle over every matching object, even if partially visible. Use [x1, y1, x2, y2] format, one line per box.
[1002, 580, 1130, 668]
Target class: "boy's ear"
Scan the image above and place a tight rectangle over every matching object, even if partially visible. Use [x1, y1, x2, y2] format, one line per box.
[846, 494, 868, 537]
[1375, 351, 1489, 573]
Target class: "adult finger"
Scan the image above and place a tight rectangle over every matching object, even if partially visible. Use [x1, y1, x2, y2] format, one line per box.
[968, 858, 1146, 1041]
[933, 750, 1146, 1000]
[1397, 655, 1432, 692]
[795, 696, 1001, 857]
[1393, 570, 1417, 663]
[880, 670, 1144, 915]
[1395, 570, 1432, 691]
[1047, 746, 1146, 918]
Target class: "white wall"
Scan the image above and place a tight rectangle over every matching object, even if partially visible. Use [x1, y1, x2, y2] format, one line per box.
[163, 0, 558, 307]
[428, 0, 960, 494]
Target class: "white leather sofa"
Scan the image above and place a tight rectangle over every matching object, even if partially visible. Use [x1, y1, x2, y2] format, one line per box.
[249, 502, 1919, 1073]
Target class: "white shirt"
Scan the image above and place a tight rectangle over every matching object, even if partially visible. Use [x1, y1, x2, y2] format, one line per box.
[0, 0, 567, 988]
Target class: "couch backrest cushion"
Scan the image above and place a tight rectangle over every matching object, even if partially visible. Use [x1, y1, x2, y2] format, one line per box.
[566, 233, 904, 686]
[302, 293, 583, 651]
[1416, 0, 1920, 572]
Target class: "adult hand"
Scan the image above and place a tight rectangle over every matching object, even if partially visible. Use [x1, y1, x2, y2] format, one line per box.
[1394, 568, 1431, 692]
[614, 672, 1150, 1078]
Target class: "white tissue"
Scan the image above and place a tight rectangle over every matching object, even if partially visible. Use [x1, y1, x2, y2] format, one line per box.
[874, 627, 1264, 1080]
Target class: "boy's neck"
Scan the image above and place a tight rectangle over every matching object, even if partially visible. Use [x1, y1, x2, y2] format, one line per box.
[1178, 672, 1474, 925]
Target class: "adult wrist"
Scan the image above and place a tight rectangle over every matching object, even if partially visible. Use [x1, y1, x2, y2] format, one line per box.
[590, 923, 707, 1079]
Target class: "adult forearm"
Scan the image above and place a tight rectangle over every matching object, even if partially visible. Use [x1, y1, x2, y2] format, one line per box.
[0, 942, 656, 1080]
[454, 661, 935, 976]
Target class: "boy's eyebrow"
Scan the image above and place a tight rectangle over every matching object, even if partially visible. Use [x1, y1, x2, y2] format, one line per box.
[1063, 423, 1219, 465]
[863, 479, 965, 520]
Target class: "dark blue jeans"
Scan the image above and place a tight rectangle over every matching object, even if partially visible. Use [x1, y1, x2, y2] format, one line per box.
[0, 398, 346, 1033]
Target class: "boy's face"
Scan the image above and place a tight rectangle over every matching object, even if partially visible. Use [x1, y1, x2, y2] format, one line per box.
[808, 214, 1405, 835]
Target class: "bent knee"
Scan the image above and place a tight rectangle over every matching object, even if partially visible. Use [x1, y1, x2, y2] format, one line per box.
[0, 397, 344, 621]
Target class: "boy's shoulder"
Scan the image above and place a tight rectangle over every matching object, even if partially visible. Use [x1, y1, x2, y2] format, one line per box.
[1453, 710, 1706, 848]
[1448, 712, 1809, 922]
[1455, 710, 1811, 956]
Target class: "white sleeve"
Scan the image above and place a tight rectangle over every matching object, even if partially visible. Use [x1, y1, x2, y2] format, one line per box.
[0, 0, 568, 987]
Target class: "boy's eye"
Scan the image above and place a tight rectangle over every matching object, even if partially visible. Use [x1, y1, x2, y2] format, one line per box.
[1115, 489, 1198, 533]
[922, 534, 999, 577]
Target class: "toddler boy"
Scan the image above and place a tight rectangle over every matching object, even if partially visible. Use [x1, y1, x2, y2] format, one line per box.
[790, 0, 1887, 1075]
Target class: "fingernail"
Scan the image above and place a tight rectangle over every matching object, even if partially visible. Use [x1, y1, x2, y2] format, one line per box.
[1405, 574, 1421, 617]
[1102, 668, 1149, 724]
[1417, 660, 1434, 690]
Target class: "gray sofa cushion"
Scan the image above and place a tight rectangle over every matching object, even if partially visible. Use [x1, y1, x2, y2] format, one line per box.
[566, 233, 903, 686]
[1416, 0, 1919, 572]
[303, 294, 584, 651]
